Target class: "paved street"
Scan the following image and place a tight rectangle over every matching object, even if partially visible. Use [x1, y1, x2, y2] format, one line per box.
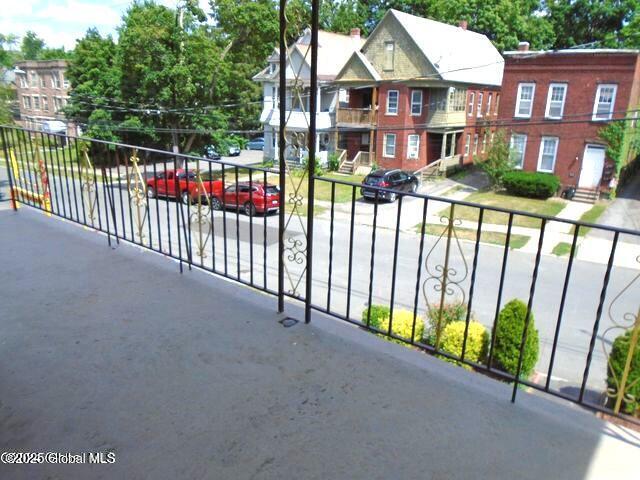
[1, 162, 639, 403]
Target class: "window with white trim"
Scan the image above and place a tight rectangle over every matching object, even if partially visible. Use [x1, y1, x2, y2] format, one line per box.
[33, 95, 40, 110]
[19, 75, 27, 88]
[29, 71, 37, 87]
[515, 83, 535, 118]
[23, 95, 31, 109]
[477, 92, 483, 117]
[468, 92, 475, 116]
[407, 134, 420, 159]
[592, 84, 617, 121]
[545, 83, 567, 119]
[52, 72, 61, 89]
[386, 90, 399, 115]
[537, 137, 558, 172]
[494, 93, 500, 115]
[473, 134, 478, 154]
[62, 74, 69, 89]
[464, 134, 470, 156]
[482, 134, 487, 153]
[509, 134, 527, 168]
[383, 133, 396, 157]
[42, 96, 48, 111]
[486, 93, 492, 116]
[410, 90, 422, 115]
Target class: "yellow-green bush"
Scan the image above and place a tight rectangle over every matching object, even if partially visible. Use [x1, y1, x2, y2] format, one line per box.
[440, 321, 489, 369]
[364, 305, 424, 346]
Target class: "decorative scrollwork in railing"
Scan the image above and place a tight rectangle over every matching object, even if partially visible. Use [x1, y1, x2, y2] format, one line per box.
[127, 150, 148, 241]
[79, 146, 98, 225]
[422, 205, 469, 350]
[602, 255, 640, 416]
[188, 169, 213, 262]
[280, 7, 313, 299]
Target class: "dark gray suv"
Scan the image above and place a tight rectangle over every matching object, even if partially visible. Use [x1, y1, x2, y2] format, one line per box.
[361, 169, 419, 202]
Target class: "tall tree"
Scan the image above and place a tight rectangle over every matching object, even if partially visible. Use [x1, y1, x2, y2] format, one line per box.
[544, 0, 637, 48]
[20, 31, 45, 60]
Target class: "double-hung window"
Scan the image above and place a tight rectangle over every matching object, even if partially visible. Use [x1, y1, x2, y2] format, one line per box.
[410, 90, 422, 116]
[537, 137, 559, 173]
[33, 96, 40, 110]
[509, 134, 527, 168]
[464, 134, 471, 156]
[515, 83, 535, 118]
[477, 92, 483, 117]
[468, 92, 475, 116]
[384, 41, 395, 71]
[592, 84, 617, 121]
[384, 133, 396, 157]
[407, 134, 420, 158]
[486, 93, 492, 116]
[473, 134, 479, 154]
[23, 95, 31, 109]
[386, 90, 399, 115]
[545, 83, 567, 119]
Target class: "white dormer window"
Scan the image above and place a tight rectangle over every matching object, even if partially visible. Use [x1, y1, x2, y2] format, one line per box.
[515, 83, 535, 118]
[269, 63, 276, 75]
[384, 41, 395, 71]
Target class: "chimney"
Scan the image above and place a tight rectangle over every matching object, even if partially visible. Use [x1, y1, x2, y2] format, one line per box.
[458, 20, 468, 30]
[350, 28, 361, 40]
[518, 41, 530, 52]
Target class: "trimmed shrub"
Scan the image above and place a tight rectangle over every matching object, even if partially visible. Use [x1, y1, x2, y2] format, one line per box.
[440, 321, 489, 369]
[493, 299, 539, 378]
[425, 302, 468, 346]
[363, 305, 424, 345]
[502, 171, 561, 199]
[327, 152, 340, 172]
[607, 329, 640, 416]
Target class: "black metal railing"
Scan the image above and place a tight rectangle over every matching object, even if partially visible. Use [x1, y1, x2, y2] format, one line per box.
[2, 124, 640, 426]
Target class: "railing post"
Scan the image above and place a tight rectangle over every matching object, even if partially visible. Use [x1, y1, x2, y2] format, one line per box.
[277, 0, 286, 313]
[1, 127, 18, 211]
[304, 0, 319, 324]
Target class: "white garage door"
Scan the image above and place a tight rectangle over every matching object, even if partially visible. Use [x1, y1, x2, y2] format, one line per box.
[578, 145, 605, 189]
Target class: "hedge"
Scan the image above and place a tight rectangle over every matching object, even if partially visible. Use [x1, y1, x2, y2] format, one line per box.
[493, 299, 539, 379]
[502, 171, 561, 199]
[363, 305, 424, 345]
[425, 302, 469, 346]
[607, 329, 640, 416]
[440, 321, 489, 369]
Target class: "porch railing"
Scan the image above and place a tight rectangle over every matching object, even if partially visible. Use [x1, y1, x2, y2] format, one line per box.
[2, 125, 640, 427]
[336, 108, 372, 126]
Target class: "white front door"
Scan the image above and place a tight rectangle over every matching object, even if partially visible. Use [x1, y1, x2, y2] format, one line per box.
[578, 145, 605, 188]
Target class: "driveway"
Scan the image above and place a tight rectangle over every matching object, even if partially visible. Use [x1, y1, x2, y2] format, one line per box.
[591, 174, 640, 243]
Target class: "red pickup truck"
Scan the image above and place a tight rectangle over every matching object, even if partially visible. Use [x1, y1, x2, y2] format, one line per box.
[146, 169, 280, 215]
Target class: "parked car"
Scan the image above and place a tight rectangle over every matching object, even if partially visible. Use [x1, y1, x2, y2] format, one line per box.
[146, 169, 223, 205]
[211, 182, 280, 216]
[246, 137, 265, 151]
[228, 144, 241, 156]
[203, 145, 221, 160]
[361, 169, 419, 202]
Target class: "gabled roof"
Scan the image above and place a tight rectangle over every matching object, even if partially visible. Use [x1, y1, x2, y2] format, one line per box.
[253, 29, 365, 83]
[335, 50, 382, 82]
[372, 9, 504, 86]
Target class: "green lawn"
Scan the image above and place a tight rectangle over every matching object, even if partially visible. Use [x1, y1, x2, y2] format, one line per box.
[441, 191, 566, 228]
[287, 171, 364, 203]
[415, 222, 530, 249]
[551, 242, 577, 256]
[570, 203, 607, 236]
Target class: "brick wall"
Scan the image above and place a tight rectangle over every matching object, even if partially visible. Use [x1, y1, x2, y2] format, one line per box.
[497, 52, 640, 190]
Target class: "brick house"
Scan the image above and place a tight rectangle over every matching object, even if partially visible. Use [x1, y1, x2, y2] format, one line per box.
[498, 45, 640, 194]
[14, 60, 75, 135]
[333, 9, 503, 173]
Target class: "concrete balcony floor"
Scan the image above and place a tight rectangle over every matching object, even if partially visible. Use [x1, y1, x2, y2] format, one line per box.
[0, 208, 638, 480]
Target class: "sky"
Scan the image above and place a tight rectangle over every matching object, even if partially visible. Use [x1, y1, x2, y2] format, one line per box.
[0, 0, 212, 51]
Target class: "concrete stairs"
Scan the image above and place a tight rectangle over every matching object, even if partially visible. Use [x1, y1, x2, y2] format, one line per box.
[573, 188, 599, 204]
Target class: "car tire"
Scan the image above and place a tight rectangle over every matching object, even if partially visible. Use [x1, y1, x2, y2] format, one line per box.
[147, 186, 156, 199]
[211, 197, 223, 210]
[181, 191, 191, 205]
[389, 192, 397, 203]
[244, 201, 256, 216]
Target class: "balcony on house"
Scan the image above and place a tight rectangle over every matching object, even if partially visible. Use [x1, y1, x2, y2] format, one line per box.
[336, 87, 374, 127]
[426, 87, 467, 128]
[260, 85, 337, 131]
